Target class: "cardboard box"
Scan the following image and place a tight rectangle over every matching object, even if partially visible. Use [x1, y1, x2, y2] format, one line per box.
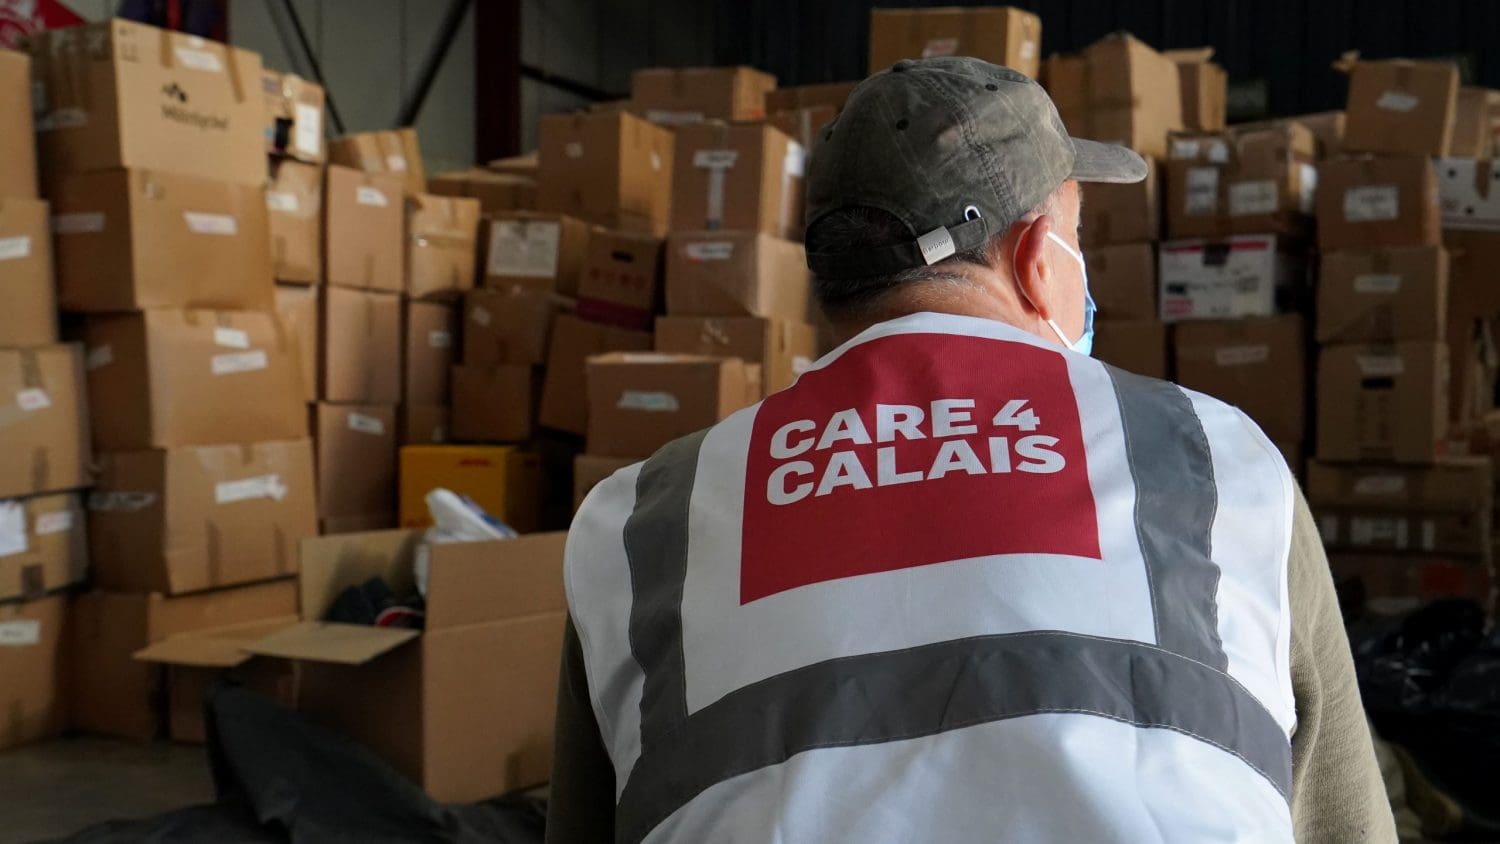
[267, 159, 322, 285]
[0, 48, 37, 198]
[138, 622, 297, 743]
[1317, 156, 1440, 252]
[427, 169, 536, 215]
[1444, 230, 1500, 424]
[399, 404, 449, 446]
[654, 316, 816, 396]
[629, 66, 777, 123]
[585, 353, 759, 459]
[398, 445, 540, 531]
[0, 196, 57, 347]
[51, 169, 274, 311]
[1166, 48, 1226, 132]
[1093, 319, 1169, 380]
[312, 402, 396, 524]
[868, 6, 1041, 78]
[324, 165, 405, 292]
[577, 229, 664, 331]
[536, 111, 674, 235]
[1164, 125, 1317, 239]
[244, 531, 568, 802]
[402, 301, 456, 406]
[487, 152, 538, 178]
[1080, 158, 1160, 247]
[1297, 111, 1346, 160]
[319, 287, 401, 404]
[483, 212, 592, 297]
[1450, 88, 1500, 159]
[71, 579, 297, 739]
[1086, 242, 1156, 320]
[1158, 235, 1306, 322]
[407, 193, 480, 299]
[1343, 58, 1459, 157]
[29, 19, 265, 187]
[573, 454, 635, 512]
[0, 345, 90, 498]
[764, 82, 856, 114]
[665, 232, 811, 321]
[261, 70, 325, 164]
[538, 315, 653, 435]
[450, 365, 537, 444]
[273, 284, 319, 404]
[89, 439, 316, 594]
[670, 122, 805, 240]
[0, 595, 67, 750]
[0, 493, 86, 602]
[768, 104, 839, 154]
[1046, 34, 1182, 159]
[329, 128, 426, 196]
[1317, 342, 1448, 464]
[1308, 458, 1491, 560]
[1437, 158, 1500, 232]
[462, 287, 560, 368]
[1329, 554, 1492, 612]
[1317, 246, 1448, 344]
[1174, 315, 1306, 443]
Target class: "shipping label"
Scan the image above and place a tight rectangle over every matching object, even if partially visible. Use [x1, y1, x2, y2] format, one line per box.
[52, 212, 104, 234]
[617, 390, 680, 412]
[0, 501, 26, 558]
[213, 327, 250, 349]
[645, 111, 703, 126]
[266, 191, 300, 213]
[684, 240, 734, 261]
[1344, 185, 1399, 222]
[184, 211, 238, 235]
[15, 389, 50, 412]
[347, 413, 386, 435]
[428, 330, 452, 348]
[1229, 180, 1278, 216]
[1354, 273, 1402, 294]
[174, 44, 224, 72]
[0, 620, 41, 647]
[294, 103, 322, 157]
[1214, 345, 1270, 367]
[88, 491, 157, 512]
[34, 511, 74, 536]
[211, 350, 269, 375]
[1353, 474, 1407, 496]
[356, 186, 389, 207]
[215, 474, 288, 504]
[1185, 167, 1219, 215]
[0, 236, 31, 261]
[487, 221, 561, 278]
[1376, 90, 1419, 112]
[1357, 354, 1405, 377]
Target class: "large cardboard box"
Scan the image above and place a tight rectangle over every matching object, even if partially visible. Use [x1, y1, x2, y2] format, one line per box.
[312, 403, 396, 526]
[0, 345, 90, 499]
[629, 66, 777, 123]
[450, 365, 537, 444]
[1080, 158, 1160, 246]
[1316, 156, 1440, 252]
[407, 193, 480, 299]
[1308, 458, 1491, 561]
[574, 454, 635, 512]
[89, 439, 316, 594]
[427, 169, 536, 215]
[324, 165, 404, 292]
[1316, 246, 1447, 344]
[585, 353, 759, 459]
[1343, 58, 1459, 157]
[1436, 158, 1500, 232]
[577, 229, 664, 331]
[868, 6, 1041, 78]
[29, 19, 265, 187]
[537, 112, 673, 235]
[1093, 319, 1169, 380]
[766, 81, 853, 147]
[665, 232, 811, 321]
[51, 169, 273, 311]
[538, 315, 653, 435]
[768, 104, 838, 154]
[1450, 88, 1500, 159]
[1174, 315, 1306, 444]
[402, 301, 456, 406]
[1087, 242, 1156, 320]
[0, 493, 87, 602]
[670, 122, 806, 240]
[245, 531, 568, 802]
[83, 311, 303, 450]
[463, 287, 559, 368]
[654, 316, 815, 396]
[1166, 48, 1226, 132]
[0, 595, 68, 750]
[267, 159, 322, 285]
[0, 48, 38, 198]
[136, 620, 297, 744]
[1317, 342, 1448, 464]
[483, 212, 592, 297]
[273, 284, 319, 404]
[1444, 230, 1500, 423]
[1158, 235, 1306, 322]
[1164, 125, 1317, 239]
[0, 196, 57, 347]
[329, 128, 425, 197]
[398, 445, 539, 531]
[261, 70, 325, 164]
[1046, 34, 1182, 159]
[400, 404, 449, 445]
[317, 287, 401, 404]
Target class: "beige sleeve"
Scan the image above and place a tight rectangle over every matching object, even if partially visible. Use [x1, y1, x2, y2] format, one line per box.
[1287, 486, 1397, 842]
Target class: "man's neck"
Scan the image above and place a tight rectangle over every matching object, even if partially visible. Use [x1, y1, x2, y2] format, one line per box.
[829, 285, 1050, 348]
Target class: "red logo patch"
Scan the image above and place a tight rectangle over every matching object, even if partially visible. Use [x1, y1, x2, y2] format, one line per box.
[740, 333, 1101, 603]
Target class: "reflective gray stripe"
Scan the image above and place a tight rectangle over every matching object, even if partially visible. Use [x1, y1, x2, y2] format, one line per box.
[1105, 365, 1226, 669]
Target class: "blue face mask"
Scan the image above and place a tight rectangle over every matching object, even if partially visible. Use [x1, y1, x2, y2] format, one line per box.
[1040, 231, 1095, 356]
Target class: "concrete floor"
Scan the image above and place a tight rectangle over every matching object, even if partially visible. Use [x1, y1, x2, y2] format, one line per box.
[0, 737, 214, 844]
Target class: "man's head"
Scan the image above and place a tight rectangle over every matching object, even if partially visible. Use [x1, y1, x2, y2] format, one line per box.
[804, 58, 1146, 347]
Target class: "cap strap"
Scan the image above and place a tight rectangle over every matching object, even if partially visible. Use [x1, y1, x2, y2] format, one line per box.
[807, 216, 991, 280]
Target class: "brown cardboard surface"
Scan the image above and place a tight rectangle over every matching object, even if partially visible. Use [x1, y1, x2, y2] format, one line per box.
[0, 493, 86, 603]
[329, 129, 426, 197]
[462, 287, 560, 368]
[0, 196, 57, 347]
[407, 193, 480, 299]
[450, 365, 537, 443]
[486, 152, 538, 177]
[670, 122, 806, 240]
[1080, 158, 1160, 246]
[29, 19, 265, 187]
[1344, 59, 1459, 157]
[868, 7, 1041, 78]
[89, 439, 316, 595]
[51, 169, 274, 311]
[261, 71, 325, 164]
[573, 454, 635, 512]
[536, 112, 674, 235]
[764, 82, 856, 114]
[274, 283, 319, 404]
[585, 353, 757, 459]
[665, 231, 811, 321]
[0, 49, 37, 199]
[1308, 458, 1491, 560]
[654, 315, 816, 396]
[399, 403, 449, 445]
[312, 403, 396, 522]
[427, 169, 536, 215]
[1329, 554, 1492, 610]
[164, 656, 296, 743]
[1093, 319, 1170, 380]
[267, 159, 322, 284]
[538, 315, 653, 435]
[0, 595, 67, 751]
[402, 301, 456, 405]
[482, 212, 592, 297]
[629, 66, 777, 123]
[1316, 342, 1449, 464]
[1317, 156, 1441, 254]
[1451, 88, 1500, 159]
[1444, 230, 1500, 424]
[1086, 242, 1156, 320]
[0, 345, 90, 499]
[319, 287, 401, 404]
[1168, 51, 1226, 132]
[768, 104, 840, 154]
[397, 445, 540, 531]
[577, 229, 664, 331]
[1164, 125, 1316, 239]
[1045, 34, 1182, 158]
[1316, 246, 1448, 344]
[1174, 315, 1306, 443]
[324, 165, 405, 292]
[135, 616, 297, 668]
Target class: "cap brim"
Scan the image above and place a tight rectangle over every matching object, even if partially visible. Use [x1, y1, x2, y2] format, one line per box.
[1070, 138, 1149, 184]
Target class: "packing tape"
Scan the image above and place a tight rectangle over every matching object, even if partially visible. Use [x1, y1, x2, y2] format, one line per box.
[20, 565, 44, 602]
[31, 447, 50, 497]
[274, 524, 290, 574]
[19, 350, 41, 389]
[206, 521, 224, 588]
[1371, 250, 1392, 274]
[706, 169, 726, 229]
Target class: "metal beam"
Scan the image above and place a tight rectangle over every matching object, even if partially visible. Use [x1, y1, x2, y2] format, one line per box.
[395, 0, 474, 128]
[278, 0, 346, 136]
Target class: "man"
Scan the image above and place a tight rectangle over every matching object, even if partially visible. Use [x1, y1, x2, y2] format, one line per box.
[550, 58, 1395, 843]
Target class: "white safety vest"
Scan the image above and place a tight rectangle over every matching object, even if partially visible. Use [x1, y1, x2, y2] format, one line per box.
[567, 312, 1297, 843]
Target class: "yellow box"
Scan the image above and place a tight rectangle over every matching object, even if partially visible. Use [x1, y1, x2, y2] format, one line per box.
[398, 445, 540, 531]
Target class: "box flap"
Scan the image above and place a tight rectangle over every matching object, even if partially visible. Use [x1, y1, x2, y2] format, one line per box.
[425, 532, 569, 629]
[134, 616, 300, 668]
[1164, 47, 1215, 65]
[243, 620, 419, 664]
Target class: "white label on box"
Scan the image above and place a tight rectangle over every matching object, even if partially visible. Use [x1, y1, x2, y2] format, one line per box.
[428, 329, 452, 348]
[1420, 519, 1436, 551]
[921, 37, 959, 58]
[1355, 273, 1402, 294]
[86, 345, 113, 370]
[1351, 516, 1407, 547]
[174, 45, 223, 72]
[0, 236, 31, 261]
[650, 151, 662, 172]
[0, 620, 40, 647]
[792, 355, 814, 375]
[1157, 236, 1280, 323]
[1020, 40, 1037, 60]
[470, 305, 492, 327]
[1170, 139, 1201, 159]
[211, 350, 268, 375]
[1357, 354, 1405, 377]
[386, 154, 408, 172]
[619, 353, 676, 364]
[34, 511, 74, 535]
[1214, 345, 1269, 367]
[431, 426, 446, 443]
[1186, 167, 1219, 215]
[15, 389, 50, 412]
[347, 412, 386, 435]
[784, 142, 807, 178]
[0, 501, 26, 558]
[215, 474, 288, 504]
[646, 110, 703, 126]
[88, 491, 157, 512]
[1206, 141, 1230, 164]
[1353, 475, 1407, 496]
[1437, 157, 1500, 231]
[294, 103, 322, 156]
[564, 142, 584, 159]
[184, 211, 237, 235]
[1344, 185, 1399, 222]
[266, 191, 300, 213]
[35, 108, 87, 132]
[487, 221, 561, 278]
[213, 327, 250, 349]
[619, 390, 680, 412]
[694, 150, 739, 169]
[1376, 90, 1420, 112]
[684, 240, 734, 261]
[52, 212, 104, 234]
[356, 186, 389, 207]
[1297, 163, 1318, 214]
[1229, 180, 1278, 216]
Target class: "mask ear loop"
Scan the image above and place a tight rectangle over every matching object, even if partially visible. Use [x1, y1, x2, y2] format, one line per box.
[1007, 216, 1077, 349]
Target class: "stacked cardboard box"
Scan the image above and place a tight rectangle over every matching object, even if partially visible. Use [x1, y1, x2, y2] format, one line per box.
[868, 6, 1041, 79]
[1084, 158, 1167, 379]
[1044, 33, 1183, 159]
[765, 82, 856, 151]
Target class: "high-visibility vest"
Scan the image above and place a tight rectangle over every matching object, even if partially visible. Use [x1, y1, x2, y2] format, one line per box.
[567, 312, 1297, 843]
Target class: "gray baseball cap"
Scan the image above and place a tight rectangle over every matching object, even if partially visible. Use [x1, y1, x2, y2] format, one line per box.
[806, 57, 1147, 280]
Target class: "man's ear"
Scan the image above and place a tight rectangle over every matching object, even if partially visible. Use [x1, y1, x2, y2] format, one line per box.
[1011, 214, 1054, 320]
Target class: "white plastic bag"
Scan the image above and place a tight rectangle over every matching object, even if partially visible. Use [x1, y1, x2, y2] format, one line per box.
[413, 488, 518, 596]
